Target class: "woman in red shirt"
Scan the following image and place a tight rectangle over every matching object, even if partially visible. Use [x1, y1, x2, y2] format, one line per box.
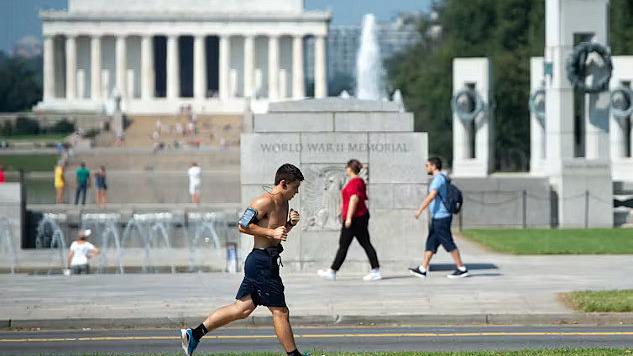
[318, 159, 381, 281]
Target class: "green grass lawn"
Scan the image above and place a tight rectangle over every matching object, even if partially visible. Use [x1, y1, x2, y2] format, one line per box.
[567, 290, 633, 312]
[461, 228, 633, 254]
[2, 133, 69, 142]
[0, 154, 59, 172]
[85, 350, 630, 356]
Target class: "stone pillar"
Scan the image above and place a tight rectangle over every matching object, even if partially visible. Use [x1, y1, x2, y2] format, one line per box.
[268, 35, 280, 100]
[609, 56, 633, 181]
[530, 57, 546, 175]
[243, 35, 255, 98]
[451, 58, 493, 177]
[194, 35, 207, 100]
[219, 35, 231, 100]
[141, 35, 154, 100]
[65, 35, 77, 99]
[43, 35, 55, 100]
[90, 35, 102, 100]
[115, 35, 127, 97]
[292, 35, 305, 99]
[167, 34, 180, 99]
[584, 92, 611, 159]
[314, 35, 327, 98]
[544, 0, 612, 228]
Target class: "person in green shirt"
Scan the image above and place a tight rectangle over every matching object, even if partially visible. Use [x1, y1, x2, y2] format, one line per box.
[74, 162, 90, 205]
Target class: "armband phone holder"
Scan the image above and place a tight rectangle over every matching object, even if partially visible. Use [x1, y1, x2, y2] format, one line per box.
[239, 207, 258, 228]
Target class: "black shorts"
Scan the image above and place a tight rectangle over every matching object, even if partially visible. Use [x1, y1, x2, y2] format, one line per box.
[235, 249, 286, 308]
[426, 216, 457, 253]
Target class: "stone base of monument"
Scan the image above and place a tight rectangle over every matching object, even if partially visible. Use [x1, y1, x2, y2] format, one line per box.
[240, 98, 429, 272]
[452, 175, 552, 229]
[550, 159, 613, 228]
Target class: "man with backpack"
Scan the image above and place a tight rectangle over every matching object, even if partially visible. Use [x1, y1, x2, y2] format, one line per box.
[410, 156, 468, 279]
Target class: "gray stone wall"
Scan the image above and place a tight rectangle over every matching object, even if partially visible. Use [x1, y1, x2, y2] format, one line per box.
[452, 176, 551, 229]
[240, 99, 429, 273]
[0, 183, 23, 257]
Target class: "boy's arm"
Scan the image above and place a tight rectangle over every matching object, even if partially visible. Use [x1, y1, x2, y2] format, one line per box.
[238, 198, 287, 241]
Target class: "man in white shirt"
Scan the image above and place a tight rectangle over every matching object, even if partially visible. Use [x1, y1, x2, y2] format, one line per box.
[188, 162, 202, 203]
[67, 229, 100, 274]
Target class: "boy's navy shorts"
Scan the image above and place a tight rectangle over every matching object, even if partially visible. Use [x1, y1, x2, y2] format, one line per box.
[236, 248, 286, 308]
[426, 216, 457, 253]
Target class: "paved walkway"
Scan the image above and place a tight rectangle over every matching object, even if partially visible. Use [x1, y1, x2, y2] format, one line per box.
[2, 235, 633, 328]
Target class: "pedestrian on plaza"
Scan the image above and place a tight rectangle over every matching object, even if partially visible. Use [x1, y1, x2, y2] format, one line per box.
[0, 163, 5, 183]
[54, 161, 66, 203]
[74, 162, 90, 205]
[410, 157, 468, 279]
[95, 166, 108, 207]
[187, 162, 202, 203]
[66, 229, 100, 275]
[180, 163, 305, 356]
[318, 159, 381, 281]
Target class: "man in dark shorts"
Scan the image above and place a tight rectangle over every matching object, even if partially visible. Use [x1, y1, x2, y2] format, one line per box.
[180, 163, 306, 356]
[410, 157, 468, 279]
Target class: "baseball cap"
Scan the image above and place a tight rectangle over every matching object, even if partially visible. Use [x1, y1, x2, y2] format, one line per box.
[78, 229, 92, 238]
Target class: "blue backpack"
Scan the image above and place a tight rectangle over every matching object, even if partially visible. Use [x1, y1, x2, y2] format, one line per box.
[438, 174, 463, 214]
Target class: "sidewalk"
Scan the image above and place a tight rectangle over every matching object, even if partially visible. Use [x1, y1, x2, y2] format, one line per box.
[2, 236, 633, 329]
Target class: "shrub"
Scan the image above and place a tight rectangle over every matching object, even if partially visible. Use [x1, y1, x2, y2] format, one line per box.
[13, 116, 40, 135]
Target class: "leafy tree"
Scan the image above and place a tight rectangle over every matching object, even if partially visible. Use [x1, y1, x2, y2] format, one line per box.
[610, 0, 633, 55]
[388, 0, 633, 171]
[387, 0, 545, 171]
[0, 51, 42, 113]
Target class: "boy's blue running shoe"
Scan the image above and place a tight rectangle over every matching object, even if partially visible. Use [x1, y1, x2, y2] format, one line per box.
[180, 328, 199, 356]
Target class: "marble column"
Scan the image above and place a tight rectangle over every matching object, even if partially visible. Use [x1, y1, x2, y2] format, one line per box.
[314, 35, 327, 98]
[65, 35, 77, 99]
[194, 35, 207, 99]
[268, 35, 279, 100]
[141, 35, 154, 100]
[115, 35, 127, 97]
[43, 35, 55, 100]
[219, 35, 231, 100]
[90, 35, 102, 100]
[167, 35, 180, 99]
[292, 35, 305, 99]
[243, 35, 255, 98]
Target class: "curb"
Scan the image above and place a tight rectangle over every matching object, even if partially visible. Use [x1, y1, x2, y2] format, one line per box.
[4, 313, 633, 330]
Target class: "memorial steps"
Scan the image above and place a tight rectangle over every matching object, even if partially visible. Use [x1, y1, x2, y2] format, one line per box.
[117, 114, 244, 148]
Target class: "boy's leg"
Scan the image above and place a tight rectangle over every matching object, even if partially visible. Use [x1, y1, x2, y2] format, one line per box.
[421, 250, 434, 270]
[269, 306, 299, 353]
[200, 295, 256, 333]
[450, 249, 465, 268]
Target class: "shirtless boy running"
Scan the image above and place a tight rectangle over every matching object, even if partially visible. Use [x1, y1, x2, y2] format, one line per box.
[180, 163, 305, 356]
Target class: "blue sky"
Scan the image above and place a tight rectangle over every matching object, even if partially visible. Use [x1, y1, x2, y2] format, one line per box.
[0, 0, 431, 53]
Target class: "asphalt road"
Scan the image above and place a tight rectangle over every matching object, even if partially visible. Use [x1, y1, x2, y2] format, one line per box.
[1, 325, 633, 354]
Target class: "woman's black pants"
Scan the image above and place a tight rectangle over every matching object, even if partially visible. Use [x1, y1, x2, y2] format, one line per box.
[331, 213, 380, 271]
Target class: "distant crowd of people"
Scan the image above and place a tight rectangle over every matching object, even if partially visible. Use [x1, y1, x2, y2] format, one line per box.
[54, 161, 108, 207]
[53, 160, 204, 206]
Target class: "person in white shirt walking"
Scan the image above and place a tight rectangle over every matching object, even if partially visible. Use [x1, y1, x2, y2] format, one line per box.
[188, 162, 202, 204]
[67, 229, 100, 275]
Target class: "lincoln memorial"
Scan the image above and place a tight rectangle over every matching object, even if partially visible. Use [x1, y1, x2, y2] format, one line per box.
[36, 0, 330, 114]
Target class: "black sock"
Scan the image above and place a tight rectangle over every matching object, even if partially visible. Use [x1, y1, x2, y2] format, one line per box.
[287, 349, 302, 356]
[191, 323, 208, 340]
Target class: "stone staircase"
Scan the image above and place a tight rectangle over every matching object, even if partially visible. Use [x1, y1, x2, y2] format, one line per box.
[118, 114, 244, 148]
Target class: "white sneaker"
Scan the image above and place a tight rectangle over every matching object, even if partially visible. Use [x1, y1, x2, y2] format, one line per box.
[317, 268, 336, 281]
[363, 270, 382, 281]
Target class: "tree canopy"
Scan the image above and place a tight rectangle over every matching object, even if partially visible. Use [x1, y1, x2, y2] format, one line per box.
[387, 0, 633, 171]
[0, 52, 42, 113]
